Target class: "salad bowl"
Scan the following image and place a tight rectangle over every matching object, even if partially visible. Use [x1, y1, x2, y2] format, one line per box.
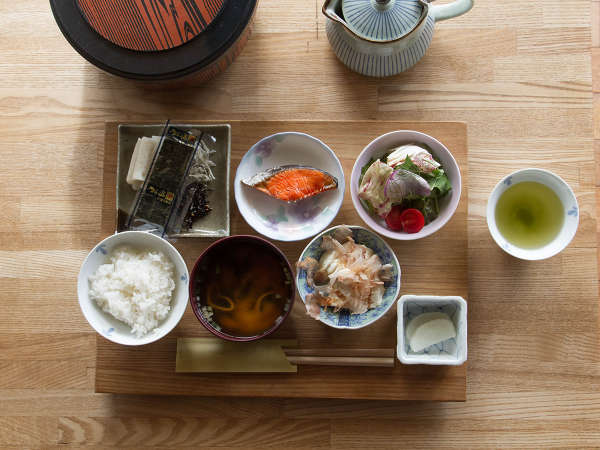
[296, 225, 401, 329]
[350, 130, 461, 240]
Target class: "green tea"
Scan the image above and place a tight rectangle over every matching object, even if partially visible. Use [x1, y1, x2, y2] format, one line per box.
[495, 181, 564, 249]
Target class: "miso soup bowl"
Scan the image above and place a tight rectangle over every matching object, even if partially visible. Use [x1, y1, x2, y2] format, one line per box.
[487, 168, 579, 260]
[189, 235, 296, 342]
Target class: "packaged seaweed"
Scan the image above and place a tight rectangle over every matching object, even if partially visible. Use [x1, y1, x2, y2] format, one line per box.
[126, 125, 218, 237]
[167, 132, 217, 235]
[127, 126, 199, 237]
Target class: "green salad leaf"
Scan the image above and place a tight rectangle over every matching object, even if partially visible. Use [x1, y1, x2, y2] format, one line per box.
[361, 155, 451, 224]
[427, 169, 452, 198]
[397, 157, 451, 198]
[388, 156, 451, 224]
[422, 197, 439, 223]
[359, 158, 377, 185]
[398, 156, 421, 174]
[396, 197, 439, 224]
[361, 199, 376, 216]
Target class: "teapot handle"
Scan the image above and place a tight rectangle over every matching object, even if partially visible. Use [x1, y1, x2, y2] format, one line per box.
[430, 0, 474, 22]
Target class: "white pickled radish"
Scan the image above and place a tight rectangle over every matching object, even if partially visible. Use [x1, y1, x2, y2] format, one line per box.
[406, 312, 448, 340]
[131, 137, 159, 187]
[406, 312, 456, 352]
[126, 138, 143, 187]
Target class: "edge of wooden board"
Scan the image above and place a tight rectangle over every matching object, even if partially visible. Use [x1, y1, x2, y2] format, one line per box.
[97, 120, 468, 401]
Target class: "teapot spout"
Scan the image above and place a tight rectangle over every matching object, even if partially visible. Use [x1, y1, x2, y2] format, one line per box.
[322, 0, 345, 26]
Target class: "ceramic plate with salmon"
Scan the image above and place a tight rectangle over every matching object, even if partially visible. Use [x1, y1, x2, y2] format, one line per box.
[242, 165, 338, 202]
[234, 131, 345, 242]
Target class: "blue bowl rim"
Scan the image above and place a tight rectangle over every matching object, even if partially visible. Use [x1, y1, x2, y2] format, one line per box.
[295, 224, 401, 330]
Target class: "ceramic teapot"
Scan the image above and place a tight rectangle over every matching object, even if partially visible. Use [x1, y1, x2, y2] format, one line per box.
[323, 0, 473, 77]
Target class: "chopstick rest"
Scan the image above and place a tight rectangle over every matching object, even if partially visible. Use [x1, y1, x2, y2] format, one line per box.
[176, 338, 396, 373]
[176, 338, 298, 373]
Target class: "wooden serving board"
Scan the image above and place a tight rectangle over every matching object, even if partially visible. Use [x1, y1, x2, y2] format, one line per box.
[96, 120, 468, 401]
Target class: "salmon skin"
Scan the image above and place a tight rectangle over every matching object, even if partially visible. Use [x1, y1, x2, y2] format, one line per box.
[242, 165, 338, 202]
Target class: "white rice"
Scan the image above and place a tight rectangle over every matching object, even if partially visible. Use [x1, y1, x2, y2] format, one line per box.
[88, 245, 176, 337]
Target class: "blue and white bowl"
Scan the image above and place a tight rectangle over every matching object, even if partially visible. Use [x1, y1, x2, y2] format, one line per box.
[397, 295, 467, 366]
[296, 225, 401, 329]
[77, 231, 189, 346]
[486, 168, 579, 260]
[234, 132, 345, 242]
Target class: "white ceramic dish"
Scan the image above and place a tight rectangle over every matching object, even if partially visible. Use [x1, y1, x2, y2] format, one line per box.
[116, 123, 231, 238]
[486, 168, 579, 260]
[77, 231, 189, 346]
[234, 132, 345, 242]
[296, 225, 401, 329]
[397, 295, 467, 365]
[350, 130, 461, 240]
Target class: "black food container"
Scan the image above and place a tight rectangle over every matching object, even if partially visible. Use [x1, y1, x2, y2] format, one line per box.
[50, 0, 258, 81]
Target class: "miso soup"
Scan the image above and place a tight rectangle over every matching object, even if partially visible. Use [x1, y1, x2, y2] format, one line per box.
[194, 240, 293, 337]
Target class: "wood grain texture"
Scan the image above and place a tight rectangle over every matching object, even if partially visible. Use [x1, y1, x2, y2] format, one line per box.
[96, 120, 468, 401]
[0, 0, 598, 447]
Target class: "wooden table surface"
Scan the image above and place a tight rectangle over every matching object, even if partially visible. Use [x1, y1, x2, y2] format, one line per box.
[1, 0, 598, 447]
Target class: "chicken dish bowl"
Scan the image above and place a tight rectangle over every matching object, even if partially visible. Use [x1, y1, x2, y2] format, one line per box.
[296, 225, 401, 329]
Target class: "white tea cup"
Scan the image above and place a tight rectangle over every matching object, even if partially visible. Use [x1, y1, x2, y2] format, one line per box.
[486, 168, 579, 260]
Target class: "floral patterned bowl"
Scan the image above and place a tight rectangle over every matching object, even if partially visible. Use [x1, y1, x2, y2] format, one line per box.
[296, 225, 401, 329]
[234, 132, 345, 241]
[487, 168, 579, 260]
[77, 231, 189, 346]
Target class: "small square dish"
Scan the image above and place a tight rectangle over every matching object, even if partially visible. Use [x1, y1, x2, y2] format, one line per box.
[116, 123, 231, 238]
[397, 295, 467, 366]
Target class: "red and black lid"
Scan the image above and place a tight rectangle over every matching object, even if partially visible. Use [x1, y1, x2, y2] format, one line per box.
[50, 0, 257, 80]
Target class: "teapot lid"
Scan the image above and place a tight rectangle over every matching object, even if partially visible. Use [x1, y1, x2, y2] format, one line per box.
[342, 0, 424, 42]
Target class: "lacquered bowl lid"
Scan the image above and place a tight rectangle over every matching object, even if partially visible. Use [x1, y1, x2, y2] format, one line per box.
[50, 0, 257, 80]
[75, 0, 226, 52]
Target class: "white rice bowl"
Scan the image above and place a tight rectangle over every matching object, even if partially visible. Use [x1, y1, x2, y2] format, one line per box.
[78, 231, 189, 346]
[88, 246, 175, 338]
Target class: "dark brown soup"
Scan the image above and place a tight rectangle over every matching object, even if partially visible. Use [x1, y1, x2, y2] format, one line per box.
[194, 241, 293, 337]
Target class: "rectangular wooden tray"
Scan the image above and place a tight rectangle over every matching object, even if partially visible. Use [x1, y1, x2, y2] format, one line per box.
[97, 120, 468, 401]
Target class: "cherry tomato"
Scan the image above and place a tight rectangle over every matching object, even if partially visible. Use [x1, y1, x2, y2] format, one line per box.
[385, 205, 405, 231]
[398, 208, 425, 233]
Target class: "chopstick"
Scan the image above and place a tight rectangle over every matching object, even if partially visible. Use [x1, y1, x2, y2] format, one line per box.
[283, 348, 395, 367]
[286, 356, 394, 367]
[284, 348, 394, 358]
